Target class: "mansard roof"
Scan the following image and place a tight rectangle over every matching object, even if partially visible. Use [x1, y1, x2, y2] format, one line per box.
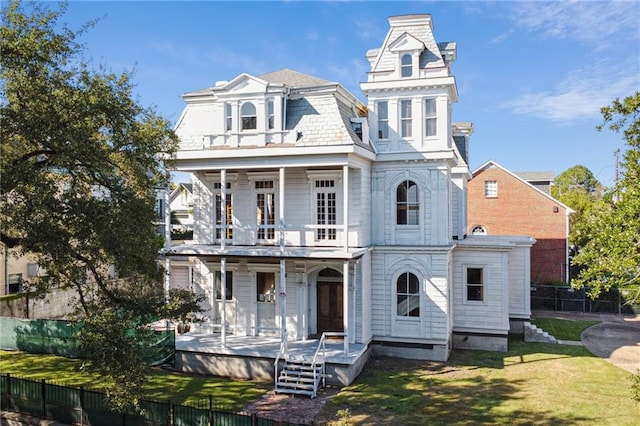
[257, 68, 333, 88]
[370, 14, 446, 73]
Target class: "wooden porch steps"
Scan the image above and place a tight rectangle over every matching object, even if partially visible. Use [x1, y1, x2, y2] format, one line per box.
[274, 358, 324, 398]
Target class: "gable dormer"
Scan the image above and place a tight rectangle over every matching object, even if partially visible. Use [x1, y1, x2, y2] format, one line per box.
[212, 74, 287, 141]
[388, 32, 425, 79]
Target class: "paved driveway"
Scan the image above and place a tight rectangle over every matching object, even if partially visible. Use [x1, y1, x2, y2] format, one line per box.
[533, 311, 640, 373]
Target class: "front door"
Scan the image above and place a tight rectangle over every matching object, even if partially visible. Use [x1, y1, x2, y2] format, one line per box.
[316, 268, 343, 333]
[256, 271, 276, 335]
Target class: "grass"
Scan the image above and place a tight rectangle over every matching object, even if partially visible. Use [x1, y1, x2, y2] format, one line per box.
[316, 341, 639, 425]
[2, 318, 638, 424]
[531, 317, 600, 341]
[0, 351, 267, 410]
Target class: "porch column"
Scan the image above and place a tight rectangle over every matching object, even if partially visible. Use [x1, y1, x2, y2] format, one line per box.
[343, 165, 349, 250]
[221, 257, 227, 347]
[221, 169, 226, 250]
[343, 260, 349, 356]
[279, 167, 285, 249]
[279, 258, 287, 352]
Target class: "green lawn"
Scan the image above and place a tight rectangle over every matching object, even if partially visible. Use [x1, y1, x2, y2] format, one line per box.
[3, 318, 639, 425]
[0, 351, 267, 410]
[531, 317, 600, 341]
[317, 341, 639, 425]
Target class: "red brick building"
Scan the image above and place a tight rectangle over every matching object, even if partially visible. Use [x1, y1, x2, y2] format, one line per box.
[468, 161, 573, 284]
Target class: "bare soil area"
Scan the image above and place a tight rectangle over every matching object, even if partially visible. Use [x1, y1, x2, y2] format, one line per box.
[241, 386, 341, 425]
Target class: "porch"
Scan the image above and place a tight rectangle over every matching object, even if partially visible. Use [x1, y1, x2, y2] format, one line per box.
[173, 328, 371, 387]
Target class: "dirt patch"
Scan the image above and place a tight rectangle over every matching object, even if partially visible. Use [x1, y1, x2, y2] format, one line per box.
[240, 386, 341, 425]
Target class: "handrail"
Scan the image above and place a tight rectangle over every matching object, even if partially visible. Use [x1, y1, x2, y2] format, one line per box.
[273, 339, 287, 388]
[311, 332, 347, 391]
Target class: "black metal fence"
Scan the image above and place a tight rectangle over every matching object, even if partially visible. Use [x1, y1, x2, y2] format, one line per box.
[531, 285, 639, 314]
[1, 374, 307, 426]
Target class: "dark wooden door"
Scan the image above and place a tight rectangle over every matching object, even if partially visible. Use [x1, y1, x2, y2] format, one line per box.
[317, 281, 343, 333]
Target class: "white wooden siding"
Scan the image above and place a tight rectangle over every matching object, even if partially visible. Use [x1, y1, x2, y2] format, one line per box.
[508, 247, 531, 318]
[451, 250, 509, 332]
[370, 250, 450, 341]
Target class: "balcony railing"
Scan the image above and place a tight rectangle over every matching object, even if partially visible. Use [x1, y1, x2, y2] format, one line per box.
[211, 223, 350, 247]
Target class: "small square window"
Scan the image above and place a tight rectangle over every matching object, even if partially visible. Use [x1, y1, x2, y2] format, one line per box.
[484, 181, 498, 198]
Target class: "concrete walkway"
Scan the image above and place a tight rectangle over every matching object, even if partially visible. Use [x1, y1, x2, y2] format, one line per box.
[532, 310, 640, 373]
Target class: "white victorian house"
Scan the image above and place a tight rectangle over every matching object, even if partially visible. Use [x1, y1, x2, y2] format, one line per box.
[167, 14, 533, 393]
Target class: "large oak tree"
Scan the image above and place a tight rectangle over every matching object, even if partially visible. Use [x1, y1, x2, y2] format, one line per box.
[551, 164, 604, 251]
[1, 0, 182, 410]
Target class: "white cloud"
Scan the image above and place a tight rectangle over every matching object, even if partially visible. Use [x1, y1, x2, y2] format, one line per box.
[505, 1, 639, 47]
[327, 59, 368, 92]
[489, 29, 514, 44]
[502, 58, 639, 121]
[353, 17, 382, 40]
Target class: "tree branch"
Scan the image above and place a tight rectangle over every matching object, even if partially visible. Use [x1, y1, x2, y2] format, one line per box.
[12, 148, 57, 167]
[0, 232, 22, 249]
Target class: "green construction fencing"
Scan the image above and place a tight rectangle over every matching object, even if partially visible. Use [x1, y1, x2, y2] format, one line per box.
[0, 317, 174, 366]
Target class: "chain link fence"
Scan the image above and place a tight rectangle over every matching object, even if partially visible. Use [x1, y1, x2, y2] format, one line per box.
[531, 285, 639, 314]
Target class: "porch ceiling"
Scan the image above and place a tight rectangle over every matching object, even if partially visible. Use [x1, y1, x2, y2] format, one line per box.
[165, 244, 369, 260]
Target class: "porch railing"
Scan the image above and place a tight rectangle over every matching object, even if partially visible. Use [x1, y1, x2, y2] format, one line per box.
[312, 332, 346, 390]
[211, 223, 350, 247]
[273, 339, 288, 385]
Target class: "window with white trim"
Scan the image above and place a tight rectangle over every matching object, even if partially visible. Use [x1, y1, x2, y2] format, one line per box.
[397, 272, 420, 317]
[314, 179, 336, 240]
[255, 180, 275, 241]
[214, 271, 233, 301]
[267, 99, 275, 130]
[397, 180, 419, 225]
[8, 273, 23, 294]
[400, 100, 412, 138]
[377, 101, 389, 139]
[240, 102, 256, 131]
[256, 271, 276, 303]
[401, 54, 412, 78]
[424, 98, 437, 137]
[214, 182, 232, 240]
[484, 181, 498, 198]
[466, 267, 484, 301]
[225, 103, 232, 132]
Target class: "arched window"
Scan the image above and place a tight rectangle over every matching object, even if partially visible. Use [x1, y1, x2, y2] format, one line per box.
[401, 54, 412, 77]
[241, 102, 256, 130]
[397, 180, 419, 225]
[397, 272, 420, 317]
[471, 225, 487, 235]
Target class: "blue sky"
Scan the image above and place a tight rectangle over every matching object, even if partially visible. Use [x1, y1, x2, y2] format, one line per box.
[59, 0, 640, 187]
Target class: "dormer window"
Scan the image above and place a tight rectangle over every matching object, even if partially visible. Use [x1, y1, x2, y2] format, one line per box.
[241, 102, 256, 131]
[401, 54, 412, 78]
